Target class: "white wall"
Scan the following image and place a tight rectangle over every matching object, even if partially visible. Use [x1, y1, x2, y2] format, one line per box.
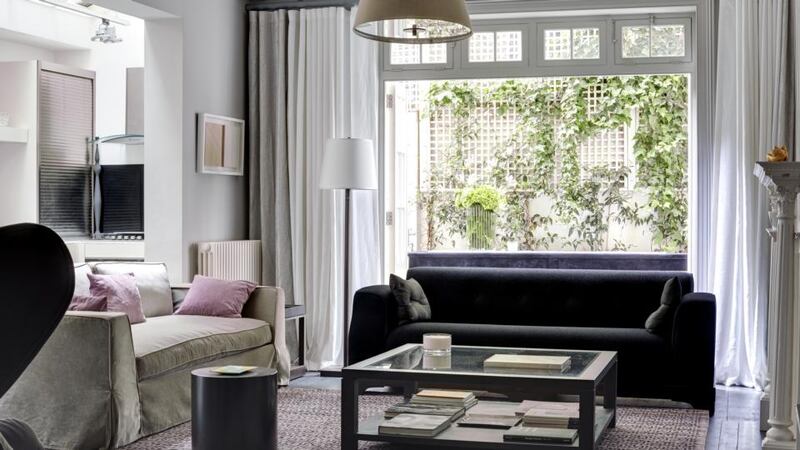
[0, 62, 38, 227]
[0, 40, 55, 61]
[144, 18, 184, 283]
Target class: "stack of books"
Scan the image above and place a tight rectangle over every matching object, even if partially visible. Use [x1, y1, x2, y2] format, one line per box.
[456, 401, 521, 429]
[410, 389, 478, 410]
[516, 400, 580, 429]
[503, 426, 578, 444]
[378, 413, 452, 437]
[384, 402, 465, 421]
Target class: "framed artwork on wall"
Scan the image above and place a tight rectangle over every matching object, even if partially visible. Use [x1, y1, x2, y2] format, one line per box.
[197, 113, 245, 176]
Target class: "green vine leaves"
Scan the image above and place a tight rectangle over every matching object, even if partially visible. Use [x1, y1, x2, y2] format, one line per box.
[418, 75, 688, 252]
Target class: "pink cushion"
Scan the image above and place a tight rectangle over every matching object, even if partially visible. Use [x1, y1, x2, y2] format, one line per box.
[88, 273, 146, 324]
[175, 275, 257, 318]
[68, 295, 107, 312]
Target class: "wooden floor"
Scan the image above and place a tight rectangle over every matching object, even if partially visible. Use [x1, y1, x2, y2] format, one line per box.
[706, 386, 763, 450]
[291, 375, 764, 450]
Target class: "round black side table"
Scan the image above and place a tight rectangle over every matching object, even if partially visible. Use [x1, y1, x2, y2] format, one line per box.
[191, 367, 277, 450]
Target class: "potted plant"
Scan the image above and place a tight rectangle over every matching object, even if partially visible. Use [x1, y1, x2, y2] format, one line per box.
[456, 185, 504, 250]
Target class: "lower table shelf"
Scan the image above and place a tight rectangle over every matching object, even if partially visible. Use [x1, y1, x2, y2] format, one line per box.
[356, 406, 615, 449]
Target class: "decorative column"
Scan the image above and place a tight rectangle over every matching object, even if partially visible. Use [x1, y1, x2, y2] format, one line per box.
[755, 162, 799, 450]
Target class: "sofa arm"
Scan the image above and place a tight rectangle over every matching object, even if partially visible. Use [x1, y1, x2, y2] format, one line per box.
[349, 285, 399, 364]
[672, 292, 716, 410]
[242, 286, 290, 386]
[0, 312, 141, 449]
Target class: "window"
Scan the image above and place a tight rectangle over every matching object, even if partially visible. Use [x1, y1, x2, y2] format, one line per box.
[461, 26, 527, 67]
[538, 22, 606, 66]
[39, 67, 94, 238]
[381, 14, 696, 276]
[467, 30, 524, 63]
[389, 43, 448, 65]
[543, 28, 600, 60]
[616, 18, 691, 62]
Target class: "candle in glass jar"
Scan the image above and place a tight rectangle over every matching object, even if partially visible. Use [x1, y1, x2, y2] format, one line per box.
[423, 333, 451, 354]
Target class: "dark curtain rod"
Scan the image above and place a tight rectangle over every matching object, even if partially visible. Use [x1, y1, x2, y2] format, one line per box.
[246, 0, 356, 11]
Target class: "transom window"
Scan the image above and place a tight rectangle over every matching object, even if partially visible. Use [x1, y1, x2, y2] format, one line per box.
[468, 30, 524, 63]
[390, 43, 448, 65]
[543, 27, 600, 60]
[615, 18, 691, 63]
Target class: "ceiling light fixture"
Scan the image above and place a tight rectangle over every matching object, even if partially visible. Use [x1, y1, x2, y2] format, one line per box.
[353, 0, 473, 44]
[91, 18, 122, 44]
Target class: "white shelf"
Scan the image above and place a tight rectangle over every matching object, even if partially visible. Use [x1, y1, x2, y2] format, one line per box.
[0, 126, 28, 143]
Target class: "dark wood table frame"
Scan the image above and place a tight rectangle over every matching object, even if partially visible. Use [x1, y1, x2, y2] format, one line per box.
[285, 304, 306, 380]
[342, 344, 617, 450]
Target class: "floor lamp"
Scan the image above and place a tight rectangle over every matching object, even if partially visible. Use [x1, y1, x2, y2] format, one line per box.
[319, 138, 377, 376]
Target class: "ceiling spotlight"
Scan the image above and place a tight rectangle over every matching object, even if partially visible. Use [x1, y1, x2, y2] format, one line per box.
[91, 18, 122, 44]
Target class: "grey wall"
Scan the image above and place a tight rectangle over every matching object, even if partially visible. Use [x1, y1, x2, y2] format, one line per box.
[141, 0, 248, 283]
[180, 1, 249, 281]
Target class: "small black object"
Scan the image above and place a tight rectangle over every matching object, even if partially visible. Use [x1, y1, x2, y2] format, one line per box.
[191, 367, 278, 450]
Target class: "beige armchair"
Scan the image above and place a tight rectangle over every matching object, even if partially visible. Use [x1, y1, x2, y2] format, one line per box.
[0, 283, 290, 450]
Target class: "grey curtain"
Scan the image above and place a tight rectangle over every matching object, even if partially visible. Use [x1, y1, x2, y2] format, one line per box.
[248, 10, 300, 363]
[249, 10, 294, 305]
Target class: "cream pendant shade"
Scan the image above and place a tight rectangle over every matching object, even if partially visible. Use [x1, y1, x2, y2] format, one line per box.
[353, 0, 473, 44]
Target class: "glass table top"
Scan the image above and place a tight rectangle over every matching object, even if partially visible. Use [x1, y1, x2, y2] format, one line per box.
[360, 345, 601, 378]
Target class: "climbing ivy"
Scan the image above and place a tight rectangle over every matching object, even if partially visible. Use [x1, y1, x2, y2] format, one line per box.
[420, 75, 688, 252]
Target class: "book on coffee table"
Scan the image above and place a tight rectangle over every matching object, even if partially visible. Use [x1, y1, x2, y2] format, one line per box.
[411, 389, 478, 409]
[503, 426, 578, 444]
[384, 402, 465, 421]
[518, 400, 580, 428]
[456, 401, 522, 429]
[484, 354, 571, 372]
[378, 413, 452, 437]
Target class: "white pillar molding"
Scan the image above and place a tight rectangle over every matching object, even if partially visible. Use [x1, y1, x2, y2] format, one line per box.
[755, 162, 800, 450]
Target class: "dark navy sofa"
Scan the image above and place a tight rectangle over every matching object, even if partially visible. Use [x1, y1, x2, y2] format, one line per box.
[349, 266, 716, 414]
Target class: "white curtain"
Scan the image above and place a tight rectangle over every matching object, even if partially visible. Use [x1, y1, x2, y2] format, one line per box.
[250, 7, 380, 370]
[709, 0, 792, 388]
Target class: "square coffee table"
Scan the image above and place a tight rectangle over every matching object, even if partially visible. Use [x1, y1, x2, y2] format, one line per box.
[341, 344, 617, 450]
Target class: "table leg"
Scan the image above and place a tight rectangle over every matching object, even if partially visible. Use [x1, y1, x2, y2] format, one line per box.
[341, 375, 358, 450]
[401, 381, 418, 401]
[603, 362, 617, 428]
[298, 316, 305, 367]
[579, 389, 596, 450]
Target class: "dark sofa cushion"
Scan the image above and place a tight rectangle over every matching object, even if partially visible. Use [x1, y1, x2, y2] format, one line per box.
[389, 274, 432, 324]
[645, 277, 682, 334]
[406, 267, 693, 329]
[386, 321, 674, 397]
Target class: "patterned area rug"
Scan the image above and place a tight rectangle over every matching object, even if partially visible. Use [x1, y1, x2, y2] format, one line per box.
[123, 388, 708, 450]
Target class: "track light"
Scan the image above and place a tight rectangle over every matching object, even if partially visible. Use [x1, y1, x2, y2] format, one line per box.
[91, 18, 122, 44]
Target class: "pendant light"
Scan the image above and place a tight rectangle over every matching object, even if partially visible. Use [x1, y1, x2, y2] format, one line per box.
[353, 0, 473, 44]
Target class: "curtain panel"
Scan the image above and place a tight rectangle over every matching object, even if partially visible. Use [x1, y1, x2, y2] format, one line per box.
[249, 7, 381, 370]
[709, 0, 794, 388]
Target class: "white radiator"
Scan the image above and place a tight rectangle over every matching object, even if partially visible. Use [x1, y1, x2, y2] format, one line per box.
[197, 240, 262, 284]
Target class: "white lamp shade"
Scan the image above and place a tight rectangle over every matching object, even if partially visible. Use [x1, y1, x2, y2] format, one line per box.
[353, 0, 472, 44]
[319, 138, 378, 190]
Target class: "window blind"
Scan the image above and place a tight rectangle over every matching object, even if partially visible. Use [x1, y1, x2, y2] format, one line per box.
[38, 69, 94, 237]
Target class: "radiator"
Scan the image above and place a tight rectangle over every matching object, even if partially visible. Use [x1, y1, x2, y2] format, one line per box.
[197, 240, 262, 284]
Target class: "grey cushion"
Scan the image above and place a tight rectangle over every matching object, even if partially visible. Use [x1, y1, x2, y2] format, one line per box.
[645, 277, 682, 334]
[389, 274, 432, 324]
[0, 419, 43, 450]
[130, 315, 271, 380]
[73, 263, 93, 298]
[94, 262, 173, 317]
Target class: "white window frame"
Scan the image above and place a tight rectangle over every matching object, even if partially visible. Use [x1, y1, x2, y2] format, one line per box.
[614, 17, 693, 65]
[383, 43, 454, 71]
[460, 23, 530, 68]
[536, 20, 608, 67]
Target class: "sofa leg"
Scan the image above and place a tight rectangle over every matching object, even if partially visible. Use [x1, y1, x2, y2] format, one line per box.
[683, 388, 716, 417]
